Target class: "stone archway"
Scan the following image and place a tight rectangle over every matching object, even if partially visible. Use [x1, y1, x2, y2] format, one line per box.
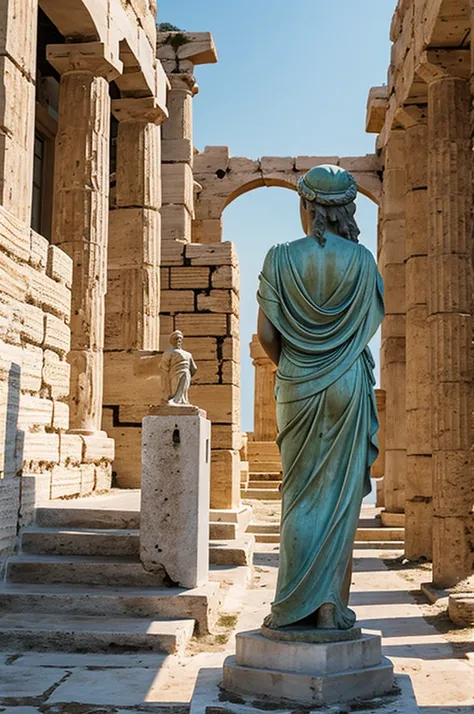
[193, 148, 381, 243]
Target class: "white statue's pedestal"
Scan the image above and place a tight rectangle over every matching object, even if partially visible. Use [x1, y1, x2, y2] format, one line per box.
[141, 405, 211, 589]
[223, 628, 393, 707]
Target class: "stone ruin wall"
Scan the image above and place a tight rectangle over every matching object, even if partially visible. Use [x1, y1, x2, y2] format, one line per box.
[0, 0, 165, 571]
[366, 0, 474, 590]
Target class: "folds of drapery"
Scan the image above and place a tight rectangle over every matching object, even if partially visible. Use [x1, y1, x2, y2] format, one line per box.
[257, 235, 384, 629]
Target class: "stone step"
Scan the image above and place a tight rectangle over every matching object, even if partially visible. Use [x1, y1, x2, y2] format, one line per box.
[36, 507, 140, 530]
[248, 480, 281, 489]
[21, 528, 254, 566]
[248, 462, 282, 474]
[209, 536, 254, 567]
[0, 581, 220, 635]
[247, 472, 281, 481]
[241, 488, 281, 500]
[7, 554, 170, 588]
[353, 541, 404, 551]
[0, 612, 194, 654]
[209, 522, 238, 540]
[247, 523, 280, 534]
[356, 527, 404, 542]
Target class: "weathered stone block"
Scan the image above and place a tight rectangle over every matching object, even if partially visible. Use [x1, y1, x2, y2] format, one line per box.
[170, 267, 210, 289]
[210, 449, 240, 510]
[161, 205, 192, 243]
[22, 432, 60, 464]
[29, 270, 71, 319]
[95, 463, 112, 491]
[82, 434, 115, 464]
[47, 244, 73, 287]
[108, 208, 160, 268]
[29, 230, 49, 271]
[161, 289, 195, 313]
[21, 302, 44, 346]
[162, 163, 194, 210]
[175, 313, 227, 336]
[197, 289, 238, 315]
[161, 238, 186, 266]
[0, 478, 20, 567]
[44, 314, 71, 355]
[52, 400, 69, 431]
[0, 247, 28, 302]
[42, 350, 70, 399]
[141, 413, 211, 588]
[80, 463, 96, 494]
[186, 242, 237, 267]
[59, 433, 83, 465]
[0, 205, 29, 261]
[211, 265, 240, 291]
[50, 465, 82, 500]
[18, 395, 53, 430]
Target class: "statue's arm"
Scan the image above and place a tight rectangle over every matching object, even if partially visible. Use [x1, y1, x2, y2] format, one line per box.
[258, 308, 281, 367]
[190, 357, 197, 376]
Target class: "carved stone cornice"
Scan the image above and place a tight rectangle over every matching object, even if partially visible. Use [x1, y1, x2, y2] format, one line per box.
[47, 41, 122, 80]
[112, 97, 168, 125]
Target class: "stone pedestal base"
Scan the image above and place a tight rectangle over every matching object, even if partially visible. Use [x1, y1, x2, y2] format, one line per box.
[141, 408, 211, 589]
[222, 629, 393, 707]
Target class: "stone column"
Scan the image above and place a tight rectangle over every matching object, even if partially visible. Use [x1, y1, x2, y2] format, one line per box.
[396, 105, 433, 560]
[160, 72, 196, 244]
[107, 98, 166, 352]
[250, 334, 277, 442]
[47, 43, 121, 435]
[418, 54, 473, 587]
[379, 130, 407, 524]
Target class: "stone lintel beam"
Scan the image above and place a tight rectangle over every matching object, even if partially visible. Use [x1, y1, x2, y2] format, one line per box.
[112, 97, 167, 125]
[417, 49, 470, 85]
[394, 105, 428, 130]
[366, 86, 389, 134]
[47, 41, 122, 80]
[157, 32, 218, 66]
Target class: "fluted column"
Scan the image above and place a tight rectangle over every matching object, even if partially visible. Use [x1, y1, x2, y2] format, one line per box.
[379, 130, 407, 519]
[107, 98, 166, 351]
[48, 43, 122, 434]
[250, 334, 277, 442]
[396, 105, 433, 560]
[419, 54, 473, 587]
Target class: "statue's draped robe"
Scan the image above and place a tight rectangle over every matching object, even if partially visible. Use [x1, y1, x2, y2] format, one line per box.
[257, 234, 384, 629]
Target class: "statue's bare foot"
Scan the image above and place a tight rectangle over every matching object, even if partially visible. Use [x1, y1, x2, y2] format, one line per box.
[316, 603, 337, 629]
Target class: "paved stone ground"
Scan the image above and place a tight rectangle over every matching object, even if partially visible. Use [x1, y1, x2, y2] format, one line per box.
[0, 507, 473, 714]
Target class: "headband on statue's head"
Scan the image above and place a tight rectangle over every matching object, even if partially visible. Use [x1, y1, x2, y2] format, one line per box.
[297, 165, 358, 206]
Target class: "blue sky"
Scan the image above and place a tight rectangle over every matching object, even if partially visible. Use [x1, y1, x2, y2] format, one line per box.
[158, 1, 394, 431]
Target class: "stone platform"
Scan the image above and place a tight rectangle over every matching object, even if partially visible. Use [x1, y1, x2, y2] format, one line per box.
[222, 629, 394, 706]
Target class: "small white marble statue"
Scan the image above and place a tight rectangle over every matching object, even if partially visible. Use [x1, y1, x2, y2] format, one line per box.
[160, 330, 197, 406]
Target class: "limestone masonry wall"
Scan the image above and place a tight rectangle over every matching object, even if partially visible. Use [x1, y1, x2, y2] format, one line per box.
[0, 206, 114, 573]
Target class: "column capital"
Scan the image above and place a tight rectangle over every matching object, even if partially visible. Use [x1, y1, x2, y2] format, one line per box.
[166, 70, 199, 96]
[394, 104, 427, 130]
[112, 97, 168, 125]
[417, 50, 470, 85]
[47, 41, 122, 80]
[250, 334, 277, 371]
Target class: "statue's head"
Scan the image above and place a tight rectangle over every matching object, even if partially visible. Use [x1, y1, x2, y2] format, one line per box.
[170, 330, 184, 349]
[297, 165, 360, 246]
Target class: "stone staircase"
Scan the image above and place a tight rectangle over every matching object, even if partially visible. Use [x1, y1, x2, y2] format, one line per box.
[246, 505, 405, 550]
[0, 493, 254, 655]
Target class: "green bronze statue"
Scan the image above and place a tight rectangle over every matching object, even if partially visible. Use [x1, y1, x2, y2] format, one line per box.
[257, 165, 384, 631]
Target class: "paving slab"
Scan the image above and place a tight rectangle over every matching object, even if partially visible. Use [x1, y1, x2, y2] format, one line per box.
[0, 666, 69, 698]
[47, 665, 187, 706]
